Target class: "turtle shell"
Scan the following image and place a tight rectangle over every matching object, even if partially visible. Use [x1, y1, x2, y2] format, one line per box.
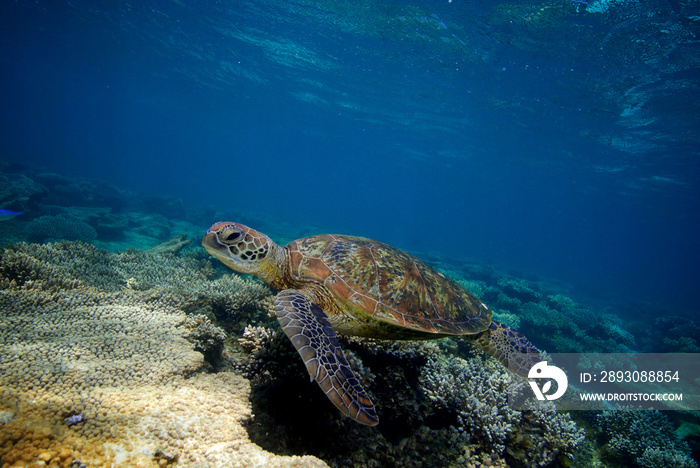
[286, 234, 492, 338]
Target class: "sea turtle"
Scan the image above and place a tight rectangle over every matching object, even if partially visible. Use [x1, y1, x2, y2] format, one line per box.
[202, 222, 541, 426]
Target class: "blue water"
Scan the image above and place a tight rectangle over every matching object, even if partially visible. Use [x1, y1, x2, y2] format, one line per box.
[1, 0, 699, 310]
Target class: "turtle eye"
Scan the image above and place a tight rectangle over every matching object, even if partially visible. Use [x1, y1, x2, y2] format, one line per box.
[222, 231, 242, 243]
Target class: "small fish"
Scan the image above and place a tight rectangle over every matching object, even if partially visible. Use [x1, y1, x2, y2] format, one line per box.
[0, 209, 23, 221]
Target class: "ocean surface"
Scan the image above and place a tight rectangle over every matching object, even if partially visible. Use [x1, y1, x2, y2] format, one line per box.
[2, 0, 699, 311]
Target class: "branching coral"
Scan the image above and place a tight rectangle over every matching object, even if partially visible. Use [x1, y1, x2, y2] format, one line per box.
[183, 313, 227, 367]
[194, 273, 274, 320]
[420, 354, 585, 466]
[596, 410, 697, 468]
[342, 336, 442, 361]
[637, 447, 699, 468]
[421, 355, 521, 453]
[238, 324, 276, 354]
[492, 310, 521, 329]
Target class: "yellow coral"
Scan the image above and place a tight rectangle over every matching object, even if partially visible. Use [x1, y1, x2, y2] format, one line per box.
[0, 284, 327, 467]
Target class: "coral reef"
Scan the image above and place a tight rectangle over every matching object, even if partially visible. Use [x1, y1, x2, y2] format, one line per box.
[492, 290, 635, 353]
[497, 278, 542, 303]
[421, 354, 585, 466]
[238, 325, 276, 354]
[237, 330, 487, 467]
[422, 356, 521, 454]
[1, 160, 691, 467]
[452, 264, 638, 355]
[0, 166, 217, 252]
[654, 315, 700, 353]
[0, 265, 327, 467]
[182, 313, 228, 368]
[596, 410, 697, 468]
[0, 172, 47, 212]
[234, 318, 586, 467]
[0, 240, 272, 315]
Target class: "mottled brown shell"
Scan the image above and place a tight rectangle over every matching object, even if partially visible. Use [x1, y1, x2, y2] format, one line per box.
[286, 234, 492, 336]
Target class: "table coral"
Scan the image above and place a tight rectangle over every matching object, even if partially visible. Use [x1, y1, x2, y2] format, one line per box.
[1, 240, 596, 467]
[23, 215, 97, 243]
[0, 246, 327, 467]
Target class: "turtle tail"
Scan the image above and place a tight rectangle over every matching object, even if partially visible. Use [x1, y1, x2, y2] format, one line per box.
[475, 321, 543, 377]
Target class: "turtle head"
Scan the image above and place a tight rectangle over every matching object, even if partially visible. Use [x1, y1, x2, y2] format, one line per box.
[202, 222, 283, 282]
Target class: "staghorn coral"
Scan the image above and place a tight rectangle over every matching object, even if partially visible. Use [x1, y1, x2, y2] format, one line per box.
[521, 407, 585, 466]
[0, 249, 327, 467]
[342, 336, 442, 361]
[420, 354, 585, 466]
[233, 325, 289, 382]
[596, 410, 697, 468]
[194, 273, 274, 322]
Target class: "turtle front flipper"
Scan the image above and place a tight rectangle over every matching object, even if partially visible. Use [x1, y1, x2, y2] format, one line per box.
[476, 321, 543, 377]
[274, 289, 379, 426]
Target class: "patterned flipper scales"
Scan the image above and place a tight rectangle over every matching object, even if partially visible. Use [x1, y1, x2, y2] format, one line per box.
[475, 321, 543, 377]
[274, 289, 379, 426]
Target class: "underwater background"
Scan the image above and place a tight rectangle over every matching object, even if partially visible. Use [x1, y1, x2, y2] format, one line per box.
[1, 0, 699, 467]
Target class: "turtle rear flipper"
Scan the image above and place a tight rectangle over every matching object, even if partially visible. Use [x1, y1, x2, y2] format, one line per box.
[476, 321, 543, 377]
[275, 289, 379, 426]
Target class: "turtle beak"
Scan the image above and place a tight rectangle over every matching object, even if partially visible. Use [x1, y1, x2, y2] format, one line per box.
[202, 225, 227, 257]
